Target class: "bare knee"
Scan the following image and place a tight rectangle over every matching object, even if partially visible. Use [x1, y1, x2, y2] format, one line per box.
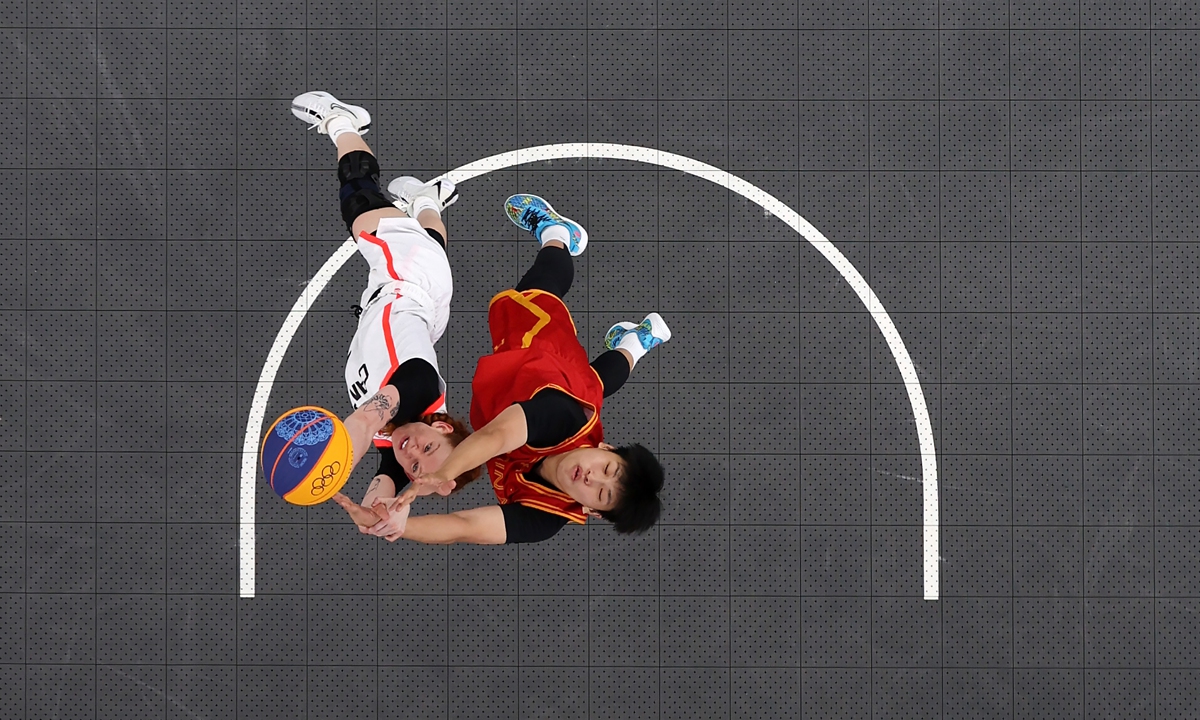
[415, 209, 448, 243]
[352, 207, 407, 238]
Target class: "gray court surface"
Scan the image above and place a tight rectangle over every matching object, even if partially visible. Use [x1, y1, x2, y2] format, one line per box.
[4, 0, 1200, 717]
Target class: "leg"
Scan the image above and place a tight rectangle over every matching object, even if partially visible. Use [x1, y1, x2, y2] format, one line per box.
[292, 91, 449, 241]
[335, 131, 371, 160]
[335, 135, 407, 238]
[415, 208, 447, 246]
[387, 177, 460, 245]
[590, 349, 632, 398]
[336, 141, 448, 242]
[514, 242, 574, 298]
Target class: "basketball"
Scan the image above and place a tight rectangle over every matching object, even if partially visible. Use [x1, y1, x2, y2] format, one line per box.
[261, 406, 353, 506]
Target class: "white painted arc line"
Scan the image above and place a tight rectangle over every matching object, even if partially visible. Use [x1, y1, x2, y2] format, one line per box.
[238, 239, 359, 598]
[443, 143, 940, 600]
[238, 142, 939, 600]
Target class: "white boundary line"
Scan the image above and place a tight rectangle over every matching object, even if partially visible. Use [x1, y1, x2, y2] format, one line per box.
[239, 143, 940, 600]
[238, 239, 358, 598]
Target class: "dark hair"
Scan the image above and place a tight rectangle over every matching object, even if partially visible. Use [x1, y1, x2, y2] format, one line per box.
[383, 413, 483, 492]
[598, 443, 663, 534]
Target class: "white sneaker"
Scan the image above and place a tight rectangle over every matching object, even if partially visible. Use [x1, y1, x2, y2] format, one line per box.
[387, 176, 459, 217]
[604, 313, 671, 351]
[291, 91, 371, 135]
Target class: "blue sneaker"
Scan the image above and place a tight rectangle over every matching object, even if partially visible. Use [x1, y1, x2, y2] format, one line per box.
[605, 313, 671, 351]
[504, 194, 588, 256]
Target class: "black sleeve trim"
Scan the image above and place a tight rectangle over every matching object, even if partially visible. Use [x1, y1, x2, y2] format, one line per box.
[384, 358, 442, 426]
[517, 388, 587, 448]
[501, 503, 569, 544]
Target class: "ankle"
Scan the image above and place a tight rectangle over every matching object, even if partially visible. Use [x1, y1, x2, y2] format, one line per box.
[410, 195, 441, 217]
[326, 115, 359, 142]
[538, 223, 570, 246]
[615, 331, 648, 363]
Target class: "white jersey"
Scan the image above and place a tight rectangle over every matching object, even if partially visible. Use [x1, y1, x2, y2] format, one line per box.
[345, 217, 452, 411]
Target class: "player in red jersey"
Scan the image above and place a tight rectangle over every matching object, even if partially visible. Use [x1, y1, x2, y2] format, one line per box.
[334, 195, 670, 544]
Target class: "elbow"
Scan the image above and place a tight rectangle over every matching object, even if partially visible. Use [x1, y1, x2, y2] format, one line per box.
[449, 513, 505, 545]
[481, 426, 524, 459]
[474, 425, 508, 453]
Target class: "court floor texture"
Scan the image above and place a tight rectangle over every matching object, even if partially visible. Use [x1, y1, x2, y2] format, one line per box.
[4, 0, 1200, 718]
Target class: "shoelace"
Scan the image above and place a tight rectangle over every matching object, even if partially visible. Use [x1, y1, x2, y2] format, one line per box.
[521, 207, 545, 235]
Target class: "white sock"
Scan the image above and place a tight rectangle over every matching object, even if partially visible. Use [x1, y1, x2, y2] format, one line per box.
[410, 195, 440, 217]
[325, 115, 358, 142]
[616, 330, 648, 364]
[539, 223, 570, 245]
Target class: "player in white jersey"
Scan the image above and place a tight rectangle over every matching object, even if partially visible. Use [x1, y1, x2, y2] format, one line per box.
[291, 91, 482, 538]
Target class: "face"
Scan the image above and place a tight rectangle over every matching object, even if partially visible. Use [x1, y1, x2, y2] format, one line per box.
[390, 420, 455, 479]
[550, 446, 623, 513]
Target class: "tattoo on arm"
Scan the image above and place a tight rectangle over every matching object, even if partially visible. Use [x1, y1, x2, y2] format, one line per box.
[363, 391, 398, 424]
[367, 477, 381, 493]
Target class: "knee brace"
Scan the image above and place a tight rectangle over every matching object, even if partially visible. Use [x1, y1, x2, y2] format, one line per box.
[337, 151, 394, 232]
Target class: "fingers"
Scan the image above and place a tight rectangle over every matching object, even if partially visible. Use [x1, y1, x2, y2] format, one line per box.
[435, 480, 456, 497]
[367, 517, 394, 536]
[360, 510, 404, 539]
[371, 501, 391, 521]
[349, 486, 417, 539]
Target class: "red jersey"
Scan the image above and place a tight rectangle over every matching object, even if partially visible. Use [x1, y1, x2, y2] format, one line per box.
[470, 289, 606, 523]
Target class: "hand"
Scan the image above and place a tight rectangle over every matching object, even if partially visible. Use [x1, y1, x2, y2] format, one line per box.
[332, 492, 383, 530]
[364, 498, 412, 542]
[395, 474, 457, 507]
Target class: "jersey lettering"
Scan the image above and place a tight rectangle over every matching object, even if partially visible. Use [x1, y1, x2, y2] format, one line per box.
[349, 364, 370, 401]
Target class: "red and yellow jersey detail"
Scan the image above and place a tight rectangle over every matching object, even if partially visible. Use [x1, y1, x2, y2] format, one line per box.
[486, 453, 592, 525]
[471, 290, 605, 523]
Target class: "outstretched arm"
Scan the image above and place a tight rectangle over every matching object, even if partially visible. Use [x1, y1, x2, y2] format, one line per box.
[336, 495, 506, 544]
[342, 386, 400, 473]
[402, 505, 507, 545]
[398, 403, 530, 504]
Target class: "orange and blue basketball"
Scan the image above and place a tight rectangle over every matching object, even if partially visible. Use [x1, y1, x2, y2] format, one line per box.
[261, 406, 352, 505]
